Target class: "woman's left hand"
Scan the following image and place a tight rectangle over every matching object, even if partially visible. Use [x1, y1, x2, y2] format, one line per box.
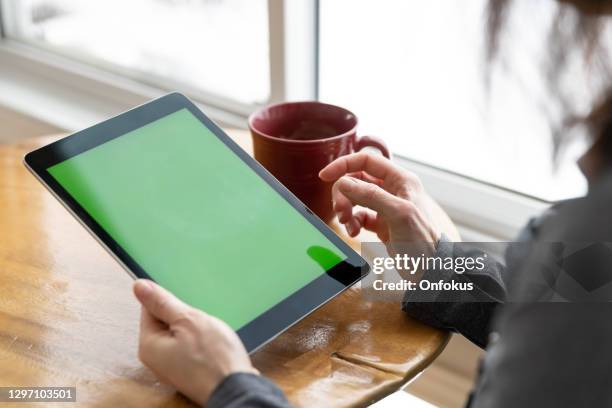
[133, 279, 258, 406]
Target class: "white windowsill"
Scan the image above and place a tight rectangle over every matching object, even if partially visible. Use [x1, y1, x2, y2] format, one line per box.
[0, 41, 248, 131]
[0, 40, 549, 241]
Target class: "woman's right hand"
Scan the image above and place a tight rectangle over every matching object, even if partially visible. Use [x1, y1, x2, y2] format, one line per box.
[319, 152, 460, 255]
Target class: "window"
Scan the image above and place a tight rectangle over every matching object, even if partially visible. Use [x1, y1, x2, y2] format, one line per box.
[1, 0, 270, 106]
[0, 0, 597, 202]
[319, 0, 592, 201]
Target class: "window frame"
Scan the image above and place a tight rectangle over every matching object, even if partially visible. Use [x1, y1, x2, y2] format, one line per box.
[0, 1, 5, 38]
[0, 0, 548, 241]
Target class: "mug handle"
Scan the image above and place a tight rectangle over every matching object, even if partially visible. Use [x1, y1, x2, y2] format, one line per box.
[355, 136, 390, 158]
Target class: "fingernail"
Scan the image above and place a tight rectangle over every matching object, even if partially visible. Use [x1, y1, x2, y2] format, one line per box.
[346, 223, 354, 235]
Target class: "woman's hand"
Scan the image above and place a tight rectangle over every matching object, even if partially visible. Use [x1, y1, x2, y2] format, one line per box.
[133, 279, 258, 406]
[319, 152, 460, 254]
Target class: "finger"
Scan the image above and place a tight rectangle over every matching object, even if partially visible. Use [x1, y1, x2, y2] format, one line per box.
[344, 215, 361, 237]
[138, 308, 168, 369]
[335, 176, 405, 218]
[354, 209, 391, 241]
[332, 182, 354, 223]
[133, 279, 190, 325]
[339, 172, 384, 220]
[331, 164, 391, 224]
[140, 306, 166, 335]
[319, 152, 407, 192]
[331, 182, 359, 235]
[338, 172, 383, 235]
[343, 210, 368, 238]
[137, 309, 176, 381]
[353, 209, 380, 232]
[347, 171, 384, 187]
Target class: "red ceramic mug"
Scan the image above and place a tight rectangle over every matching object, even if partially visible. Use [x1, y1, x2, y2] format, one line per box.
[249, 101, 390, 223]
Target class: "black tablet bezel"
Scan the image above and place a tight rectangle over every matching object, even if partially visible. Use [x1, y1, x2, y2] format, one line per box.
[24, 92, 369, 353]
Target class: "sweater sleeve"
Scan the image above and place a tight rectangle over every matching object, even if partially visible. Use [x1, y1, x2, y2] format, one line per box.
[206, 373, 292, 408]
[401, 235, 508, 348]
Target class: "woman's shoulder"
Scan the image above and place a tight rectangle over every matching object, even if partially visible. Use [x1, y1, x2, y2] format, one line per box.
[540, 174, 612, 242]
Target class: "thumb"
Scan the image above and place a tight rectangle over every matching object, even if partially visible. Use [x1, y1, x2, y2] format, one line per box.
[133, 279, 190, 324]
[336, 176, 404, 218]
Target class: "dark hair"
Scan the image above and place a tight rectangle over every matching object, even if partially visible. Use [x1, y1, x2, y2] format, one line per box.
[486, 0, 612, 163]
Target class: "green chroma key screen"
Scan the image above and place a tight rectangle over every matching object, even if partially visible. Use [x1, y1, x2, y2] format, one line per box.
[47, 108, 345, 330]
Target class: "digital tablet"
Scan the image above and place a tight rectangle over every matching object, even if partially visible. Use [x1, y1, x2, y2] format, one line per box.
[24, 93, 368, 352]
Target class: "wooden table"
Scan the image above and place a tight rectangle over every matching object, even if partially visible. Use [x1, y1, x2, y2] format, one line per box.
[0, 130, 449, 407]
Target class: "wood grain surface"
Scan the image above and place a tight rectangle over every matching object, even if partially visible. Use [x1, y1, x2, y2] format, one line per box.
[0, 130, 449, 407]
